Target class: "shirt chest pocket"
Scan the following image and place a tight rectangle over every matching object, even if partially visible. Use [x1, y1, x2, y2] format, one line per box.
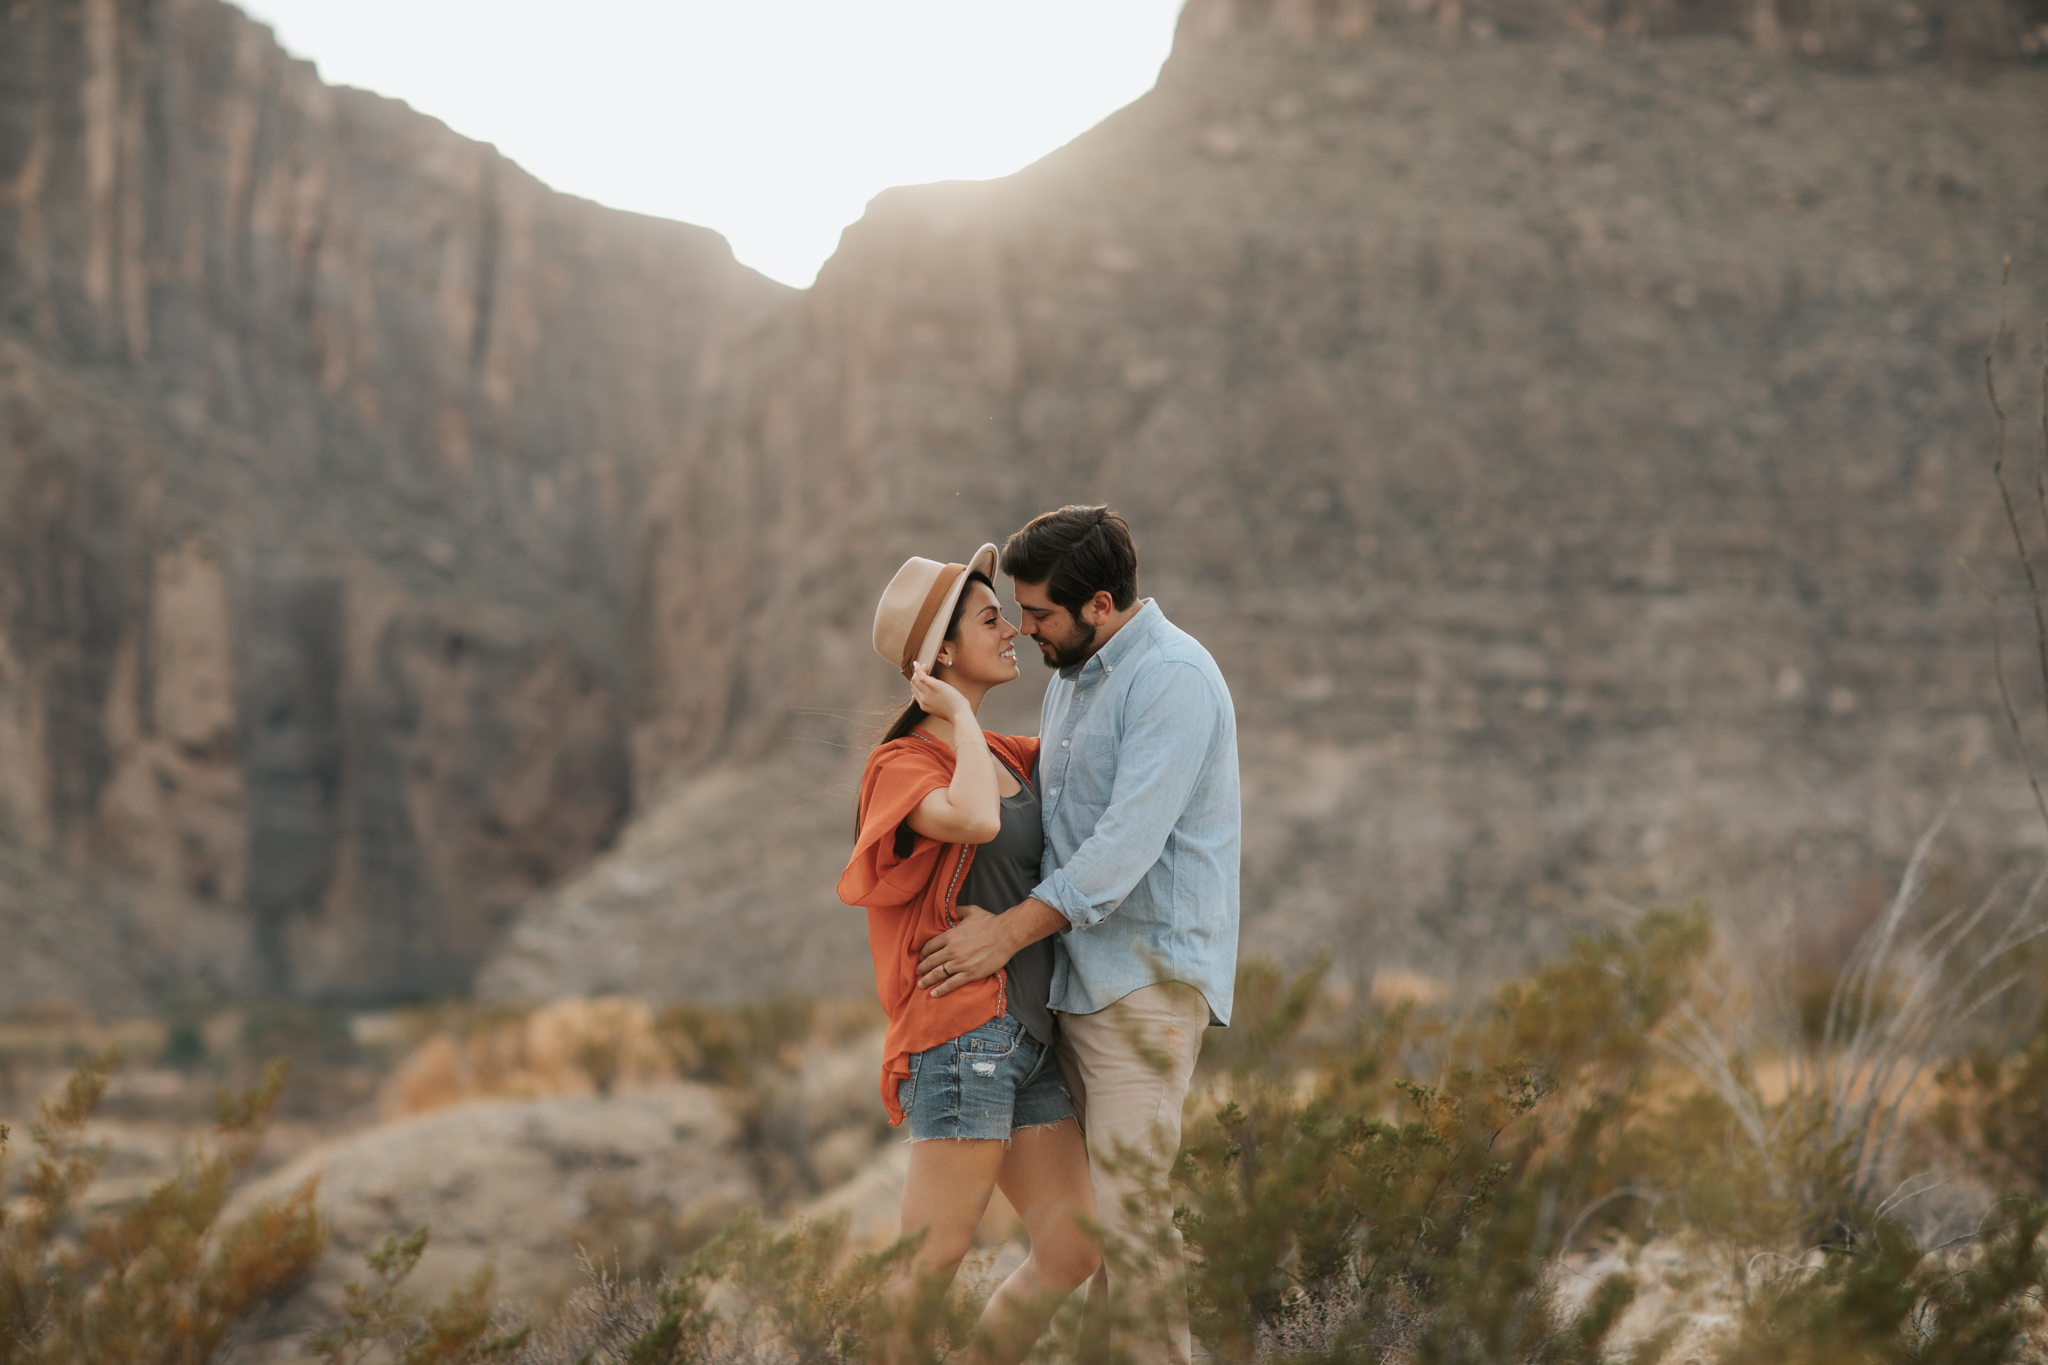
[1061, 729, 1119, 807]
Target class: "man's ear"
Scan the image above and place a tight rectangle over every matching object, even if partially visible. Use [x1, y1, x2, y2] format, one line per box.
[1081, 590, 1115, 626]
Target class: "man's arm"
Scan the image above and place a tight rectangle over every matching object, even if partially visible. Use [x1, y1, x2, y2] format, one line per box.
[916, 662, 1225, 996]
[917, 897, 1066, 995]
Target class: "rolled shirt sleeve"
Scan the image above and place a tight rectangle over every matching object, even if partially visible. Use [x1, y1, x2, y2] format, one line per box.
[1031, 661, 1225, 929]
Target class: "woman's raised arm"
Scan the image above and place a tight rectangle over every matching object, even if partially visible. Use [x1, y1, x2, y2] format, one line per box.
[903, 663, 1001, 844]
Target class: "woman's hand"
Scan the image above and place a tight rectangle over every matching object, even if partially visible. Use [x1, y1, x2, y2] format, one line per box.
[909, 661, 973, 723]
[903, 661, 999, 844]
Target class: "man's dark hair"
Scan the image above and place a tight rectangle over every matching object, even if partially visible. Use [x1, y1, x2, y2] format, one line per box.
[999, 505, 1139, 616]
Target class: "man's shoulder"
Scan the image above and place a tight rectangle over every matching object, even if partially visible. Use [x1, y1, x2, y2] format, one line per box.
[1122, 645, 1232, 735]
[1133, 611, 1229, 688]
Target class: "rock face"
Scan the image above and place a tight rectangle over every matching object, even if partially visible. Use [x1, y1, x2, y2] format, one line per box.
[12, 0, 2048, 1011]
[0, 826, 173, 1016]
[0, 0, 781, 1002]
[478, 748, 874, 1005]
[221, 1021, 901, 1355]
[228, 1085, 757, 1343]
[503, 10, 2048, 1003]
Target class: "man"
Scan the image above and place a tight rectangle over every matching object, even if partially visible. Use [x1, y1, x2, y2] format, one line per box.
[916, 504, 1240, 1365]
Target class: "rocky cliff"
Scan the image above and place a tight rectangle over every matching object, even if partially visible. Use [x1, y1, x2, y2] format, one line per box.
[0, 0, 782, 1003]
[10, 0, 2048, 1013]
[488, 6, 2048, 1004]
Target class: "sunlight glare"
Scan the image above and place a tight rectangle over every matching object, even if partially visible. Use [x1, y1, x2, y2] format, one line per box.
[235, 0, 1187, 287]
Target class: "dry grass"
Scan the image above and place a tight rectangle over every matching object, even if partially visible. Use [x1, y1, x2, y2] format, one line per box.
[1660, 816, 2048, 1232]
[378, 996, 675, 1119]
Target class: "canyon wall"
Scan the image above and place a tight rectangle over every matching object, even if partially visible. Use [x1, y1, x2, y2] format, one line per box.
[0, 0, 781, 1003]
[9, 0, 2048, 1013]
[488, 8, 2048, 1004]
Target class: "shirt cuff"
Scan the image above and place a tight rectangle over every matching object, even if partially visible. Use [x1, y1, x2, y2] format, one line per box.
[1031, 871, 1101, 929]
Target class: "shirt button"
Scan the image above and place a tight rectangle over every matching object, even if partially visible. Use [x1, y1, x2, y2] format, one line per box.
[1061, 740, 1069, 747]
[1051, 786, 1061, 795]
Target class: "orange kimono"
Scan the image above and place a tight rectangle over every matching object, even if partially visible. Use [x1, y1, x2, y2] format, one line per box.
[838, 730, 1041, 1125]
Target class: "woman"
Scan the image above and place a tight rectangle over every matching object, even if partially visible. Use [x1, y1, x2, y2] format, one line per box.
[838, 545, 1099, 1363]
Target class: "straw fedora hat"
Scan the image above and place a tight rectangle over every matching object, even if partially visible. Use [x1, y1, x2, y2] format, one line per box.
[872, 544, 999, 680]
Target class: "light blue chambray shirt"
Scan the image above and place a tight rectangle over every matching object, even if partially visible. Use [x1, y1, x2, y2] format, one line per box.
[1031, 600, 1240, 1025]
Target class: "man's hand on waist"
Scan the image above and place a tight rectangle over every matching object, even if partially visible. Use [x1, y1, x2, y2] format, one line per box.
[916, 898, 1067, 998]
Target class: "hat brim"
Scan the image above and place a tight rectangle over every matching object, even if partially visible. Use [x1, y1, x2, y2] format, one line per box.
[911, 543, 1000, 675]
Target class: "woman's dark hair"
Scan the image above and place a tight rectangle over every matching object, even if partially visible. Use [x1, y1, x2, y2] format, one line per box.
[998, 505, 1138, 616]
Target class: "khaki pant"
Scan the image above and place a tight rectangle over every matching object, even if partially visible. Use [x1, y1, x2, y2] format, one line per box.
[1055, 981, 1210, 1365]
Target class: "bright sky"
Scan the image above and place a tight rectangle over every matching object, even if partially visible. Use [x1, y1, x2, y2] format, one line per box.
[238, 1, 1187, 288]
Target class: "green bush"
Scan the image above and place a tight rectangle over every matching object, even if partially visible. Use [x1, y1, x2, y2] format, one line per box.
[309, 1227, 532, 1364]
[1929, 1026, 2048, 1200]
[505, 1212, 921, 1365]
[1174, 908, 1712, 1363]
[0, 1049, 324, 1364]
[503, 904, 2040, 1364]
[17, 907, 2047, 1365]
[1720, 1203, 2048, 1365]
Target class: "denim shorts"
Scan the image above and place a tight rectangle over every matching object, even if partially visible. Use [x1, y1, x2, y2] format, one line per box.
[897, 1015, 1075, 1141]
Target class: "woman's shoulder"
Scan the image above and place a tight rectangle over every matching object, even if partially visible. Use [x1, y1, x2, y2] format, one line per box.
[863, 734, 952, 782]
[851, 736, 954, 857]
[984, 732, 1041, 768]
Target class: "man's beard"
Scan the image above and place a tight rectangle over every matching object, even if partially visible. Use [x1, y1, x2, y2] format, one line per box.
[1037, 619, 1099, 671]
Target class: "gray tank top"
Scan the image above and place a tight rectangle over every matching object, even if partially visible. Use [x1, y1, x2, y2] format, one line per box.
[956, 759, 1055, 1047]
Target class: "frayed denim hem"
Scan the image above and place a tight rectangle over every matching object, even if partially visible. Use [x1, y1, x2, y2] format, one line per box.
[1014, 1115, 1077, 1134]
[901, 1115, 1076, 1147]
[902, 1133, 1006, 1146]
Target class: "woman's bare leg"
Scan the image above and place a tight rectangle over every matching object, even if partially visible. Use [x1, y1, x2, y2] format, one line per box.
[888, 1138, 1008, 1361]
[974, 1118, 1100, 1365]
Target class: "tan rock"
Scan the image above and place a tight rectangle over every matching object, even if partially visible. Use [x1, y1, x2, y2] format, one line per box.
[229, 1084, 757, 1346]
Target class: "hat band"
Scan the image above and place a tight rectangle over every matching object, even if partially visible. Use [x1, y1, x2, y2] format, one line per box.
[900, 563, 966, 680]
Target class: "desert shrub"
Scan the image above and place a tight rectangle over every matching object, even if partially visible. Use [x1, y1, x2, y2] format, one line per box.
[0, 1049, 325, 1364]
[1659, 831, 2048, 1242]
[657, 999, 890, 1211]
[0, 1049, 555, 1365]
[1600, 1085, 1790, 1245]
[658, 999, 822, 1089]
[504, 1255, 707, 1365]
[519, 909, 1717, 1363]
[1717, 1202, 2048, 1365]
[1172, 908, 1713, 1362]
[697, 1211, 919, 1364]
[1927, 1022, 2048, 1199]
[505, 1213, 921, 1365]
[473, 899, 2048, 1365]
[160, 1016, 209, 1070]
[309, 1227, 532, 1364]
[1171, 895, 2048, 1362]
[379, 998, 676, 1118]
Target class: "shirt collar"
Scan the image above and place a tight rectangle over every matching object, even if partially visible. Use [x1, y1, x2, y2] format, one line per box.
[1059, 598, 1158, 682]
